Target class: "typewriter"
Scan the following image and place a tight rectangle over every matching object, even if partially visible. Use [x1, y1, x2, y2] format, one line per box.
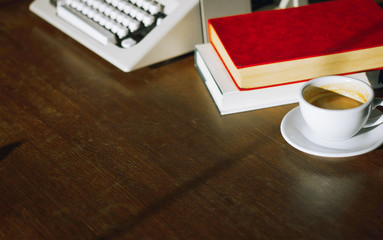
[30, 0, 204, 71]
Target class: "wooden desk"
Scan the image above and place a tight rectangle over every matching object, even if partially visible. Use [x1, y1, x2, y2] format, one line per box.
[1, 1, 382, 239]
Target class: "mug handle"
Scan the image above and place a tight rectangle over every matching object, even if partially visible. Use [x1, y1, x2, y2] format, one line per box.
[364, 98, 383, 128]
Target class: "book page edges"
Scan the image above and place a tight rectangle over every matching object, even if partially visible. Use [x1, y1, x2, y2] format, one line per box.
[208, 24, 244, 84]
[238, 45, 383, 89]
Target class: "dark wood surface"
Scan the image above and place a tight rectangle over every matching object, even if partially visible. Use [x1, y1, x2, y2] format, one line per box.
[1, 1, 383, 239]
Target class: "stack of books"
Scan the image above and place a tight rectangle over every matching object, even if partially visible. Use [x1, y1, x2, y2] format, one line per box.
[195, 0, 383, 115]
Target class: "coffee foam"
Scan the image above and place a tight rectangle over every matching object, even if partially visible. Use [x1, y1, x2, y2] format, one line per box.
[304, 82, 369, 105]
[319, 83, 369, 103]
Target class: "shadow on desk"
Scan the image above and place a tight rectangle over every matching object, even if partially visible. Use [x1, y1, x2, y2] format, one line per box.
[0, 141, 23, 161]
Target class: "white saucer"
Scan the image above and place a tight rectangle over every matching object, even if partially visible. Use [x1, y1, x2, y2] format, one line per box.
[281, 107, 383, 157]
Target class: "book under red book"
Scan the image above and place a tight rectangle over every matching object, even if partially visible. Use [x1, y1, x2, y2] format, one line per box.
[208, 0, 383, 89]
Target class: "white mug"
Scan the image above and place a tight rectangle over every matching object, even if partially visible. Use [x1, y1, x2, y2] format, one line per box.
[299, 75, 383, 141]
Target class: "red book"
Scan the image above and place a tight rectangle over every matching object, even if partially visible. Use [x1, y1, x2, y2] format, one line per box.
[208, 0, 383, 89]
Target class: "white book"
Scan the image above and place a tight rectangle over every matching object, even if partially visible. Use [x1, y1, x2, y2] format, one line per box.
[195, 43, 382, 115]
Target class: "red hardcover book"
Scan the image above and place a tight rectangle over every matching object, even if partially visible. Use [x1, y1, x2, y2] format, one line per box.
[208, 0, 383, 89]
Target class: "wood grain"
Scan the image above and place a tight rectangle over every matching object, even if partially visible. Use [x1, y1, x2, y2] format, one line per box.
[0, 1, 382, 239]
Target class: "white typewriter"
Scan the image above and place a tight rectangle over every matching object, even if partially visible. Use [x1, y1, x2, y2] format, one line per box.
[30, 0, 204, 71]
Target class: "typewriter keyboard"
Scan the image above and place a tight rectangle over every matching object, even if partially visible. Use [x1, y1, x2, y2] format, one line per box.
[56, 0, 167, 48]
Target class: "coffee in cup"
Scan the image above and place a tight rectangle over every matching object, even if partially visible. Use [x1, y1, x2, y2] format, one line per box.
[299, 75, 383, 141]
[303, 85, 367, 110]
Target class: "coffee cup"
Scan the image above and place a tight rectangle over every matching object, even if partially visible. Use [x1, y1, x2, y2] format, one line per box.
[298, 75, 383, 141]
